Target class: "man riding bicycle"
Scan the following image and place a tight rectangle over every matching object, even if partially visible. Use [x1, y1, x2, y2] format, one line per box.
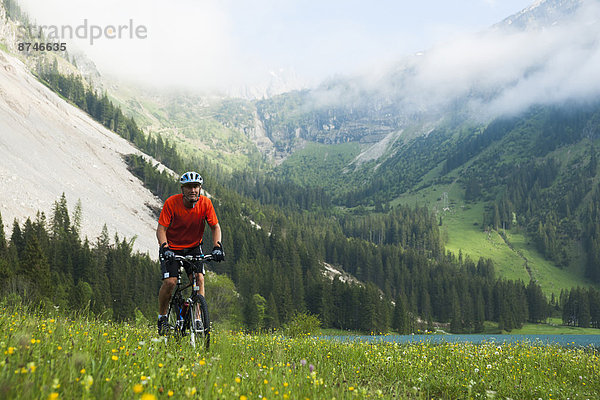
[157, 171, 224, 335]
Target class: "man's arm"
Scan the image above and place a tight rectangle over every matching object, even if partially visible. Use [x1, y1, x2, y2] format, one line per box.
[210, 223, 222, 247]
[157, 223, 169, 247]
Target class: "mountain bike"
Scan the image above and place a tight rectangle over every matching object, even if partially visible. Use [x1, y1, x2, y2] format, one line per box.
[163, 254, 212, 350]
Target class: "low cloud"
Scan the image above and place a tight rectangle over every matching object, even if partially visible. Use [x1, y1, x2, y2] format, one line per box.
[15, 0, 241, 92]
[314, 0, 600, 121]
[413, 1, 600, 118]
[14, 0, 538, 97]
[14, 0, 598, 112]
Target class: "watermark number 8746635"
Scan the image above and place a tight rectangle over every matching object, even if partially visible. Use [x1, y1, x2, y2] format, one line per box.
[18, 42, 67, 52]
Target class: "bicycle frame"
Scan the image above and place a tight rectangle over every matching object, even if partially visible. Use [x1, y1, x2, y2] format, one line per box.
[164, 254, 212, 349]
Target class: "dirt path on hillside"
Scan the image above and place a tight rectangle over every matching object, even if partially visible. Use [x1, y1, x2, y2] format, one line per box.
[498, 230, 534, 281]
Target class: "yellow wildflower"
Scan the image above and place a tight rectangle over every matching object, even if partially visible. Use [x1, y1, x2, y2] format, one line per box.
[27, 362, 36, 373]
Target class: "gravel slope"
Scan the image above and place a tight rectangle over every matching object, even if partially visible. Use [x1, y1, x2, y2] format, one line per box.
[0, 50, 167, 257]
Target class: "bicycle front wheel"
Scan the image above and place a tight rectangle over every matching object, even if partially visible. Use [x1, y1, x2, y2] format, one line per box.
[189, 294, 210, 350]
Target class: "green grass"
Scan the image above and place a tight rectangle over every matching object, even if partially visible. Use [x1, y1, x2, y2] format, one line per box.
[276, 142, 361, 191]
[509, 318, 600, 335]
[482, 319, 600, 335]
[503, 231, 595, 293]
[393, 174, 597, 295]
[442, 204, 596, 294]
[442, 203, 531, 282]
[2, 305, 599, 399]
[397, 183, 534, 283]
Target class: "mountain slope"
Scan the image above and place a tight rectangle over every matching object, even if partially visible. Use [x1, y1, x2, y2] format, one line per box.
[0, 49, 165, 255]
[252, 0, 598, 167]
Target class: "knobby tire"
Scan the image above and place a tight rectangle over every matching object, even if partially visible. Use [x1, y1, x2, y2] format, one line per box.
[189, 294, 210, 350]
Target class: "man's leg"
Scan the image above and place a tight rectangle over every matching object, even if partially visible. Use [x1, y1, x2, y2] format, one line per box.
[186, 272, 205, 297]
[158, 277, 177, 315]
[196, 272, 205, 297]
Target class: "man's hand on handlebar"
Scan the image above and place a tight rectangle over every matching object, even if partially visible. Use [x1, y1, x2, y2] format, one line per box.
[211, 241, 225, 262]
[159, 242, 175, 261]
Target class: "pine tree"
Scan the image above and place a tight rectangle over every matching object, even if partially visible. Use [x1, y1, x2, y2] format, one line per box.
[0, 212, 12, 284]
[473, 287, 485, 333]
[21, 235, 51, 299]
[10, 220, 25, 257]
[243, 293, 266, 331]
[419, 288, 432, 321]
[578, 288, 591, 328]
[72, 199, 83, 238]
[264, 293, 281, 330]
[91, 224, 112, 312]
[527, 280, 548, 323]
[392, 293, 410, 334]
[449, 288, 463, 333]
[51, 193, 71, 240]
[0, 212, 6, 255]
[588, 288, 600, 328]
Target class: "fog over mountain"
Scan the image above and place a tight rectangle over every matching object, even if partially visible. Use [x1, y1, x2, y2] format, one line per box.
[311, 0, 600, 120]
[11, 0, 535, 97]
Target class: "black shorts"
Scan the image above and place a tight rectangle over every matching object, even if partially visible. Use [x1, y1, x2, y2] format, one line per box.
[161, 245, 205, 280]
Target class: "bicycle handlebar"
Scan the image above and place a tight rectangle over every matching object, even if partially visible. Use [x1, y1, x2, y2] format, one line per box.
[173, 254, 214, 263]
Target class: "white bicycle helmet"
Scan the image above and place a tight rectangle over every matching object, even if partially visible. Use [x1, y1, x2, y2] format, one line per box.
[180, 171, 203, 185]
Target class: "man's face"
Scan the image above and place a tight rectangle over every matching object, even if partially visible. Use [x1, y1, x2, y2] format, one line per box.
[182, 183, 201, 203]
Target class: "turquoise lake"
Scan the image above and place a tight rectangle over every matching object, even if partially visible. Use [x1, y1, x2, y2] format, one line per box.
[328, 334, 600, 347]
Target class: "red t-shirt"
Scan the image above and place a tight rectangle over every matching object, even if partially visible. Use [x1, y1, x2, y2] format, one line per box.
[158, 194, 218, 250]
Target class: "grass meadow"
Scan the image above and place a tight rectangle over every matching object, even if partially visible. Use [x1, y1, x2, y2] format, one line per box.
[1, 304, 599, 399]
[394, 178, 597, 295]
[441, 203, 597, 294]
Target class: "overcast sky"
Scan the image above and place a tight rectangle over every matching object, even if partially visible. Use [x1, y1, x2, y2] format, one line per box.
[14, 0, 535, 93]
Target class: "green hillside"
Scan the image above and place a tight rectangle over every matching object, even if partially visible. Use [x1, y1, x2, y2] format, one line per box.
[277, 142, 361, 193]
[107, 78, 600, 297]
[270, 103, 600, 296]
[106, 87, 264, 172]
[380, 147, 596, 295]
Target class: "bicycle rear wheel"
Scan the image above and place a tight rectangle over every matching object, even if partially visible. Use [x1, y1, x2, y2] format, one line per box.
[189, 294, 210, 350]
